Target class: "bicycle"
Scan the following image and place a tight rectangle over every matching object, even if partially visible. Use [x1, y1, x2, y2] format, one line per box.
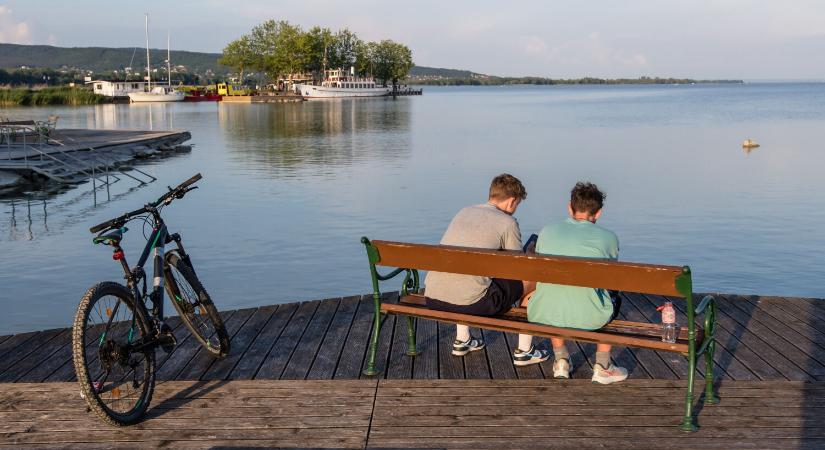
[72, 173, 230, 426]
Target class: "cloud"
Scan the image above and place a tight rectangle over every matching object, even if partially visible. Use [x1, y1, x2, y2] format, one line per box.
[0, 6, 32, 44]
[519, 32, 649, 75]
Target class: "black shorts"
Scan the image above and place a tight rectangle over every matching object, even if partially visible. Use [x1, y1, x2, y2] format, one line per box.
[609, 290, 623, 322]
[426, 278, 524, 317]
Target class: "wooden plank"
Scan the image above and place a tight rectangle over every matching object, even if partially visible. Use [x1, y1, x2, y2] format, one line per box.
[717, 296, 825, 378]
[360, 306, 396, 379]
[383, 302, 689, 352]
[0, 329, 63, 376]
[371, 240, 686, 297]
[174, 308, 257, 380]
[386, 314, 414, 380]
[281, 298, 340, 380]
[700, 298, 812, 381]
[44, 316, 184, 383]
[255, 300, 319, 379]
[334, 296, 374, 379]
[0, 329, 71, 382]
[154, 310, 236, 381]
[307, 295, 360, 380]
[411, 317, 439, 380]
[200, 306, 277, 381]
[437, 321, 465, 379]
[0, 331, 38, 361]
[231, 302, 297, 380]
[669, 295, 773, 381]
[736, 296, 825, 367]
[481, 328, 517, 380]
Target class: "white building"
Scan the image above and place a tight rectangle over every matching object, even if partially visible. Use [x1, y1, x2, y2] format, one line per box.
[86, 80, 147, 98]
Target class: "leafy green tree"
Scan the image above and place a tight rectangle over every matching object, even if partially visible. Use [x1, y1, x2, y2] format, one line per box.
[371, 40, 413, 86]
[218, 35, 255, 81]
[247, 20, 306, 84]
[330, 28, 361, 70]
[302, 26, 333, 78]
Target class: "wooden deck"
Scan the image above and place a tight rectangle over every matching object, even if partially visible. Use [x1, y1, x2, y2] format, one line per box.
[2, 293, 824, 383]
[1, 293, 825, 448]
[0, 379, 822, 448]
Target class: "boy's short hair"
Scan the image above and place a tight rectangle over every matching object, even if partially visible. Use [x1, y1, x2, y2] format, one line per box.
[489, 173, 527, 201]
[570, 181, 605, 214]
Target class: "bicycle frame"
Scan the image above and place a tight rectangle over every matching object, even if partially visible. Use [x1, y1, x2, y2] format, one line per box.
[108, 206, 191, 344]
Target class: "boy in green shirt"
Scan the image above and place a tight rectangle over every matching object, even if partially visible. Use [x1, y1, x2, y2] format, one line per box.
[526, 182, 628, 384]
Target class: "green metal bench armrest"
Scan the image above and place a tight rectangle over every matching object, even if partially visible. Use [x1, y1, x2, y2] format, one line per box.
[695, 295, 717, 356]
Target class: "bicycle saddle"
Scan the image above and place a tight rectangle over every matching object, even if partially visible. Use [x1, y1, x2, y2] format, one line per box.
[93, 227, 128, 245]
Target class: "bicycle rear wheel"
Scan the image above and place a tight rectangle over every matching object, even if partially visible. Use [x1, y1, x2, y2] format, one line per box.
[164, 252, 230, 357]
[72, 282, 155, 426]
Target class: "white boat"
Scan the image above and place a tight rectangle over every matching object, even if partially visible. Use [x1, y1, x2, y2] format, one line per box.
[128, 86, 185, 102]
[299, 69, 391, 99]
[128, 15, 183, 103]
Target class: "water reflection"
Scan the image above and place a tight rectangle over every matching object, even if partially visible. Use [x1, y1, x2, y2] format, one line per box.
[79, 103, 178, 131]
[219, 99, 413, 173]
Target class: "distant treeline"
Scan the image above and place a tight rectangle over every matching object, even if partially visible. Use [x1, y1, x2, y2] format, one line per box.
[0, 87, 109, 106]
[409, 76, 744, 86]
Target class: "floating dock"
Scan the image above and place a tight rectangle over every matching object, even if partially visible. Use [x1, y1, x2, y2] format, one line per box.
[0, 292, 823, 448]
[0, 128, 191, 194]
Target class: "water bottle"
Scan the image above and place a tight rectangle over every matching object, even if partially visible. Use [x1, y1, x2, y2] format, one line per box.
[659, 302, 677, 343]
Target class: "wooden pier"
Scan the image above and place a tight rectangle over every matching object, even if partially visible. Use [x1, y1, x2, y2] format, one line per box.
[1, 292, 824, 448]
[0, 128, 191, 192]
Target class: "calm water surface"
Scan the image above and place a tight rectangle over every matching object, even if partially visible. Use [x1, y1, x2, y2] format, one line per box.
[1, 84, 823, 333]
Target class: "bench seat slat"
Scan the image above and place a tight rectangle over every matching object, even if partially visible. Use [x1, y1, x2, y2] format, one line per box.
[384, 301, 693, 354]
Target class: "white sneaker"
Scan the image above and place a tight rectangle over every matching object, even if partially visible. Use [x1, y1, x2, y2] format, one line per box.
[553, 358, 570, 379]
[452, 337, 485, 356]
[513, 346, 551, 366]
[591, 363, 628, 385]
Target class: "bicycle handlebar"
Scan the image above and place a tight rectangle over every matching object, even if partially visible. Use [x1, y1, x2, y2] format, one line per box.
[89, 173, 202, 233]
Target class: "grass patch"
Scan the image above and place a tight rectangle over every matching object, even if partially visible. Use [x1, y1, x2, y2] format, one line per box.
[0, 87, 110, 106]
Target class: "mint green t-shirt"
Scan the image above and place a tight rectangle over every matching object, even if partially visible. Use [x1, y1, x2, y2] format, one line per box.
[527, 218, 619, 330]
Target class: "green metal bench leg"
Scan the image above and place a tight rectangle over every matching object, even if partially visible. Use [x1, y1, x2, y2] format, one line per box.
[363, 292, 382, 376]
[704, 301, 720, 404]
[405, 316, 419, 356]
[679, 353, 698, 432]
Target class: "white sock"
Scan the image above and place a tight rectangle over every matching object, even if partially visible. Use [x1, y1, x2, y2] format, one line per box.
[456, 324, 470, 342]
[518, 334, 533, 352]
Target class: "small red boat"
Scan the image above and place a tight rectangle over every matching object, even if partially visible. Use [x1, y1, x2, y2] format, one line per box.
[184, 89, 222, 102]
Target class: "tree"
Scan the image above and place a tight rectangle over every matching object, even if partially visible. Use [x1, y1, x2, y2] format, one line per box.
[330, 28, 361, 70]
[246, 20, 306, 84]
[370, 40, 413, 86]
[218, 35, 255, 81]
[302, 26, 333, 78]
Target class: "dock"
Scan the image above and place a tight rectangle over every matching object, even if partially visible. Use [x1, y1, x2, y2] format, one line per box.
[220, 94, 305, 103]
[1, 292, 823, 448]
[0, 128, 191, 193]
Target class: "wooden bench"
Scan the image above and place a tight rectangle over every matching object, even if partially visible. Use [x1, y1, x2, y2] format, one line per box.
[360, 237, 719, 431]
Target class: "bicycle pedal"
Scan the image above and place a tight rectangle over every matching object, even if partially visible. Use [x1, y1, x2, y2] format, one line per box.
[158, 331, 177, 353]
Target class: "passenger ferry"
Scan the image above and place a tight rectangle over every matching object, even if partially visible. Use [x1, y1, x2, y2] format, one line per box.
[299, 69, 391, 99]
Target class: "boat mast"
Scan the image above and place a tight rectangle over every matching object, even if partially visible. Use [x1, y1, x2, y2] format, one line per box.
[144, 13, 151, 90]
[167, 31, 171, 87]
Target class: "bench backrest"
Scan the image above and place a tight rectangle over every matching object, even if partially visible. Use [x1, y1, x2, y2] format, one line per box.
[364, 239, 691, 298]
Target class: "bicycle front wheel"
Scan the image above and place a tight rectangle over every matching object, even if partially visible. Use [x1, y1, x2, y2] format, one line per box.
[164, 252, 230, 357]
[72, 282, 155, 426]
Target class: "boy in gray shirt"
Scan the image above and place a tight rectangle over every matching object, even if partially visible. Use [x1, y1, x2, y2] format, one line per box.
[425, 174, 549, 366]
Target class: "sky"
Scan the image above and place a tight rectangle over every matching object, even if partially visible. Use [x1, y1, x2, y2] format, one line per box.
[1, 1, 824, 79]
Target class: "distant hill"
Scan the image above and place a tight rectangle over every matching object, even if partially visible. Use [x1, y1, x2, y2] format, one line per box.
[0, 43, 226, 75]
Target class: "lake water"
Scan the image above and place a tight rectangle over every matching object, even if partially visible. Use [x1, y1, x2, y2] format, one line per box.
[1, 83, 824, 334]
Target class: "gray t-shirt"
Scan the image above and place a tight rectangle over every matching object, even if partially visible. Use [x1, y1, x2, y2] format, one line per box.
[424, 203, 522, 305]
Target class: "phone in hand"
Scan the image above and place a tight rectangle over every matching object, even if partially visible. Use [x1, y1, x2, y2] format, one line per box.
[523, 233, 538, 253]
